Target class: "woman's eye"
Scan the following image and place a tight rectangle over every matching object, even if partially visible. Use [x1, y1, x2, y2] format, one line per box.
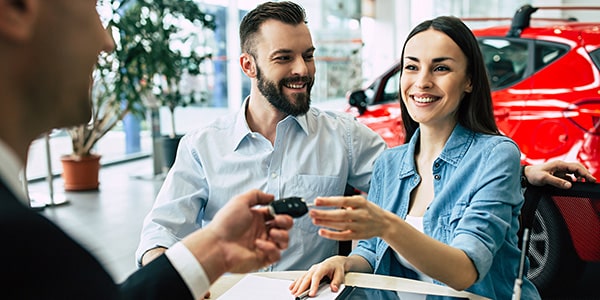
[434, 65, 450, 72]
[404, 65, 417, 71]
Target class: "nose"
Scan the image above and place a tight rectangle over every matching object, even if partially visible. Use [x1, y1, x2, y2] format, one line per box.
[291, 56, 309, 76]
[414, 70, 433, 89]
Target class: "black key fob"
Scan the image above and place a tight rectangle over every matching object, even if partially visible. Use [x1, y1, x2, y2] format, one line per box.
[269, 197, 308, 218]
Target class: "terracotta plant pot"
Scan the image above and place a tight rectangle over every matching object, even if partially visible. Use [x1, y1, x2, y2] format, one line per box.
[60, 154, 101, 191]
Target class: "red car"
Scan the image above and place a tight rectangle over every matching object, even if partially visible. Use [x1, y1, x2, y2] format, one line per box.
[345, 5, 600, 295]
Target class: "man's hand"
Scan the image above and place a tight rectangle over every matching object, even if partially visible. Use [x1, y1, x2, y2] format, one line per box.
[525, 160, 597, 189]
[206, 189, 293, 273]
[182, 189, 293, 283]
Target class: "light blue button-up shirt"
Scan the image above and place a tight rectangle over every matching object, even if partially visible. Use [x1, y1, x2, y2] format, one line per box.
[351, 124, 541, 300]
[136, 99, 386, 271]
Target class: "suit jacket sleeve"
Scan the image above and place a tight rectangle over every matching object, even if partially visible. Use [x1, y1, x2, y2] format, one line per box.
[0, 182, 193, 300]
[119, 254, 193, 299]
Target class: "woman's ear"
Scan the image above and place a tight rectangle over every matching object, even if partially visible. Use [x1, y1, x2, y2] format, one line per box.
[240, 53, 257, 78]
[0, 0, 38, 42]
[465, 77, 473, 93]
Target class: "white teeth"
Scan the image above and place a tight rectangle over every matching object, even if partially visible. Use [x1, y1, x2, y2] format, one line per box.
[413, 96, 437, 103]
[285, 83, 304, 89]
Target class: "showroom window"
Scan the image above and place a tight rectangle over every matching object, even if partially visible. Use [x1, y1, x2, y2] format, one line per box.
[26, 0, 365, 181]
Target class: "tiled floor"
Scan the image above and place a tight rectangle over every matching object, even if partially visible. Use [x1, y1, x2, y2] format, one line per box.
[28, 157, 599, 298]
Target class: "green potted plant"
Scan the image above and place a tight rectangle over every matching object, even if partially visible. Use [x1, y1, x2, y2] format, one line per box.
[60, 0, 215, 190]
[155, 71, 214, 171]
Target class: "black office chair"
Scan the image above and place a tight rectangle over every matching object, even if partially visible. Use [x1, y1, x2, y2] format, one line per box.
[517, 181, 600, 297]
[339, 184, 360, 256]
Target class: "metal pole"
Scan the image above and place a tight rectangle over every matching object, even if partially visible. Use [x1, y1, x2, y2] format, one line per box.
[23, 166, 45, 211]
[44, 131, 69, 206]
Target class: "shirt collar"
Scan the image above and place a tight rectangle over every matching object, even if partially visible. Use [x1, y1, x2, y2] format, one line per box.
[231, 97, 310, 151]
[438, 124, 475, 166]
[293, 112, 310, 135]
[231, 97, 253, 151]
[0, 139, 29, 204]
[400, 124, 475, 176]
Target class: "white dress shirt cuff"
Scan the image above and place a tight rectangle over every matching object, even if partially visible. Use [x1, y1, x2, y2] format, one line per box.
[165, 242, 210, 299]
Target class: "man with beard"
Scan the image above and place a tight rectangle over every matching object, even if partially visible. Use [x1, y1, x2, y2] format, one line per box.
[136, 1, 387, 272]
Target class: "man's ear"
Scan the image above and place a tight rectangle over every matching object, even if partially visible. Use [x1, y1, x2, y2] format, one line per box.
[0, 0, 38, 42]
[240, 53, 257, 78]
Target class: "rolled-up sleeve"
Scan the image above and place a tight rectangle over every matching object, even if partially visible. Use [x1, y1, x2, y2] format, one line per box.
[450, 140, 522, 281]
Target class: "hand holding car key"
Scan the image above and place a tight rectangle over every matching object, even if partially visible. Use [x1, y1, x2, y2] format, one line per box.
[268, 197, 310, 218]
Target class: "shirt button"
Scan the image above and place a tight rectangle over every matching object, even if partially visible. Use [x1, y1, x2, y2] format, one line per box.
[271, 172, 278, 178]
[434, 174, 441, 180]
[434, 162, 440, 168]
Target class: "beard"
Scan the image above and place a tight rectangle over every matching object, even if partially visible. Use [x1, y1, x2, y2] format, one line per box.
[256, 66, 312, 116]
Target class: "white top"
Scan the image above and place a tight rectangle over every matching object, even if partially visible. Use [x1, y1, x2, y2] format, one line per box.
[394, 215, 435, 300]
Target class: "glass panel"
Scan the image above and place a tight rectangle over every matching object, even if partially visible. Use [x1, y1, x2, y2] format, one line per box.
[534, 42, 569, 72]
[381, 69, 401, 104]
[590, 48, 600, 71]
[479, 38, 529, 89]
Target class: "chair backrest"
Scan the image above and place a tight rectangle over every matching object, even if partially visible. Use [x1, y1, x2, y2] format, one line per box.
[516, 181, 600, 297]
[521, 182, 600, 233]
[520, 182, 600, 250]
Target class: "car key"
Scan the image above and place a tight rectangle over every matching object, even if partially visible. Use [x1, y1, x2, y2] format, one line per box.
[269, 197, 309, 218]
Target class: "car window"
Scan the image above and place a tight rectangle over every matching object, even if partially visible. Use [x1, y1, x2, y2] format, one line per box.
[479, 38, 528, 90]
[589, 48, 600, 71]
[381, 69, 401, 104]
[534, 41, 569, 71]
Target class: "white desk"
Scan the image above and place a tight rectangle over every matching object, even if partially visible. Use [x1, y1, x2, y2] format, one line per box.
[208, 271, 489, 299]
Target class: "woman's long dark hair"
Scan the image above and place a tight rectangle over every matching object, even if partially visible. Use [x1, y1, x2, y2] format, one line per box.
[400, 16, 499, 142]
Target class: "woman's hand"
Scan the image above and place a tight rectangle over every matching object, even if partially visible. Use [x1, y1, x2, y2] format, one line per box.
[309, 195, 393, 241]
[289, 256, 347, 297]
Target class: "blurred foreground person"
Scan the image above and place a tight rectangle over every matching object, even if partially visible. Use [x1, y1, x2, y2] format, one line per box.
[0, 1, 292, 299]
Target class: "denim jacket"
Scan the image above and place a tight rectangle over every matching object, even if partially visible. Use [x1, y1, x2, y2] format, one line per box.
[351, 124, 541, 300]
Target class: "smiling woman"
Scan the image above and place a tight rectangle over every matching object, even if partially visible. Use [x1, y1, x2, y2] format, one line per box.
[400, 29, 473, 138]
[290, 16, 541, 300]
[343, 7, 600, 296]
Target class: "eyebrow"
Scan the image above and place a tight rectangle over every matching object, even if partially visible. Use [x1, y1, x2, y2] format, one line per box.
[270, 47, 316, 58]
[405, 56, 455, 63]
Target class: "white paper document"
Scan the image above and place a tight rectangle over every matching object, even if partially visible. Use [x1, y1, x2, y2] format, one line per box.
[217, 274, 343, 300]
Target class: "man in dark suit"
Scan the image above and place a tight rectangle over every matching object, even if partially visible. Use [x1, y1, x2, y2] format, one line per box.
[0, 0, 293, 299]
